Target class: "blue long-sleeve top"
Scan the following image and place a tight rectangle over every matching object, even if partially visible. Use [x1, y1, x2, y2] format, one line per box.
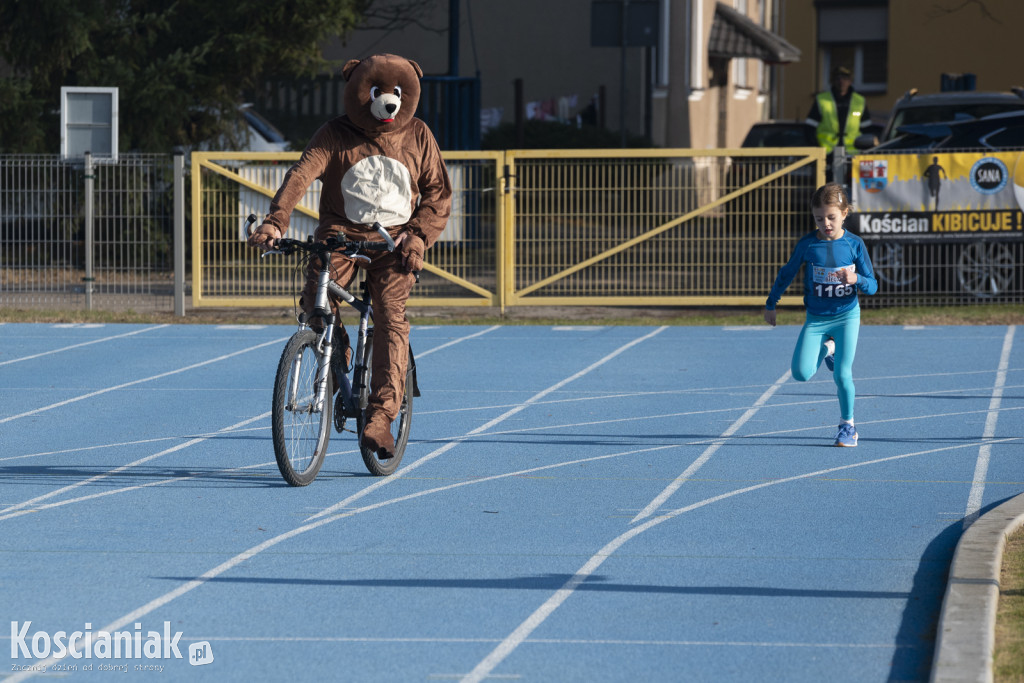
[766, 229, 878, 316]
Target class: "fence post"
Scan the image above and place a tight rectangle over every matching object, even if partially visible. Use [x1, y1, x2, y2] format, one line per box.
[831, 145, 846, 187]
[173, 153, 185, 316]
[84, 151, 94, 311]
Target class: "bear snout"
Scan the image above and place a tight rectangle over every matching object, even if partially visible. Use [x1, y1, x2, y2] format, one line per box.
[370, 94, 402, 122]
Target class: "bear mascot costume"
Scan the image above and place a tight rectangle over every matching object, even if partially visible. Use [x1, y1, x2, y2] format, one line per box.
[248, 53, 452, 459]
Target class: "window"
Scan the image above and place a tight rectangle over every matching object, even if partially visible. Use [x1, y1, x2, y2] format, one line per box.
[824, 42, 888, 94]
[818, 2, 888, 94]
[984, 127, 1024, 149]
[732, 0, 750, 90]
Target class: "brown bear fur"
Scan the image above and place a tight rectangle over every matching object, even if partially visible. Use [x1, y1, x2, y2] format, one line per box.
[258, 53, 451, 459]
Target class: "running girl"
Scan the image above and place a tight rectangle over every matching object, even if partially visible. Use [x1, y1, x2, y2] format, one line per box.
[763, 182, 878, 447]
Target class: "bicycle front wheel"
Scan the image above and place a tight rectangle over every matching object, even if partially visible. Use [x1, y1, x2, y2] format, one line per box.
[272, 330, 333, 486]
[356, 329, 413, 476]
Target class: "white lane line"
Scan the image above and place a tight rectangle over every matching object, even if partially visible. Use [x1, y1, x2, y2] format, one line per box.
[0, 453, 281, 521]
[0, 423, 275, 463]
[305, 326, 668, 522]
[441, 403, 1024, 444]
[5, 327, 672, 680]
[416, 325, 502, 358]
[0, 413, 271, 520]
[9, 426, 1017, 681]
[11, 399, 1021, 521]
[297, 325, 506, 521]
[631, 369, 792, 524]
[0, 336, 289, 425]
[4, 443, 684, 680]
[0, 326, 498, 516]
[0, 324, 169, 366]
[413, 382, 1024, 423]
[0, 436, 186, 463]
[459, 435, 1022, 683]
[0, 633, 905, 647]
[65, 635, 894, 648]
[963, 325, 1015, 528]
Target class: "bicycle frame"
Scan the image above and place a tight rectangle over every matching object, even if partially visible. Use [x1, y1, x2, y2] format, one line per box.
[301, 273, 373, 420]
[246, 214, 414, 482]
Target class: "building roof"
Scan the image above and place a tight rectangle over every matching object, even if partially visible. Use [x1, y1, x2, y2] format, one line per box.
[708, 2, 801, 64]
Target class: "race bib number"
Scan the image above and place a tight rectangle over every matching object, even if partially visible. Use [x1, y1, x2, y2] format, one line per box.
[812, 265, 856, 299]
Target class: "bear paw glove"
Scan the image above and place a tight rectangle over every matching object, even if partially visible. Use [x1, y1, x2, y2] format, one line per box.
[398, 233, 425, 273]
[248, 223, 281, 250]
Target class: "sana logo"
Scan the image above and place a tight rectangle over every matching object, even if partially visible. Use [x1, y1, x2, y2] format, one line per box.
[970, 156, 1008, 194]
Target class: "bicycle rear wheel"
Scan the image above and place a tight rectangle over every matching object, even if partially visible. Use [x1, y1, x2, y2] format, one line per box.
[356, 329, 413, 476]
[272, 330, 333, 486]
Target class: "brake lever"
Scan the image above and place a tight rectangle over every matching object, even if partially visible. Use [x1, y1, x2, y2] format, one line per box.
[373, 222, 396, 252]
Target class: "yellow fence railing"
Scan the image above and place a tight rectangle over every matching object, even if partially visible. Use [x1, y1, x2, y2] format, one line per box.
[191, 148, 825, 310]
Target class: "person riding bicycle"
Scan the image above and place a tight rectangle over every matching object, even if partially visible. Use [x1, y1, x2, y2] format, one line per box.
[247, 53, 451, 458]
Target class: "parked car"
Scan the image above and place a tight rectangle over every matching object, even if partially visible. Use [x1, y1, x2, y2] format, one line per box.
[868, 110, 1024, 152]
[860, 108, 1024, 298]
[238, 104, 291, 153]
[878, 88, 1024, 143]
[740, 120, 818, 148]
[187, 104, 292, 154]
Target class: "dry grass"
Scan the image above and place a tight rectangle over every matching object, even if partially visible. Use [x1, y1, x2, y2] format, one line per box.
[2, 303, 1023, 327]
[996, 530, 1024, 682]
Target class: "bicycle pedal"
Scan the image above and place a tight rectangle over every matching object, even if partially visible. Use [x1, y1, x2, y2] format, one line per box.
[333, 395, 348, 433]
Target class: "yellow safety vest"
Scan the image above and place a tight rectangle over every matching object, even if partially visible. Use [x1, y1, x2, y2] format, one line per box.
[815, 91, 866, 153]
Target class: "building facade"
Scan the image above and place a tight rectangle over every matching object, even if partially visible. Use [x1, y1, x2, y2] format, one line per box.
[778, 0, 1024, 129]
[324, 0, 799, 150]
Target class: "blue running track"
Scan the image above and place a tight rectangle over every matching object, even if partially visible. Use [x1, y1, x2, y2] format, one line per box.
[0, 321, 1020, 681]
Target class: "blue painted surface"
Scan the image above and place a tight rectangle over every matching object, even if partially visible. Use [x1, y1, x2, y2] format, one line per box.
[0, 322, 1020, 682]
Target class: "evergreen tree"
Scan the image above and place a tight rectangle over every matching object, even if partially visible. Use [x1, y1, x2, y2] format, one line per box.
[0, 0, 369, 152]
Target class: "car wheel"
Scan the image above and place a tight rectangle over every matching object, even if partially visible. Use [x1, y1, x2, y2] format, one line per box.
[956, 241, 1016, 297]
[870, 242, 919, 287]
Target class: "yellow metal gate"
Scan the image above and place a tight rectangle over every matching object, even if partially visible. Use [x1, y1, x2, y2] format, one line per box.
[191, 147, 824, 310]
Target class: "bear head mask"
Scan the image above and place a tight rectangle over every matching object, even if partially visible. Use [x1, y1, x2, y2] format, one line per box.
[342, 53, 423, 134]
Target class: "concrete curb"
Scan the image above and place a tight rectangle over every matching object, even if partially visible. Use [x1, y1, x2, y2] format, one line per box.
[930, 493, 1024, 683]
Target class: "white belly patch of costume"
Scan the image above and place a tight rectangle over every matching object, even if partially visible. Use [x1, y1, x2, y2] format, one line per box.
[341, 155, 414, 227]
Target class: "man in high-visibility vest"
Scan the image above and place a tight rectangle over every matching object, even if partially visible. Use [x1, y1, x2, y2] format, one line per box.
[806, 65, 872, 157]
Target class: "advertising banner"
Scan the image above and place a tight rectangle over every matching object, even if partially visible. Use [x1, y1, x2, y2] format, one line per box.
[850, 151, 1024, 242]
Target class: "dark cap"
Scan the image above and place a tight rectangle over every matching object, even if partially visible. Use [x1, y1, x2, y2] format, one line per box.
[831, 65, 852, 79]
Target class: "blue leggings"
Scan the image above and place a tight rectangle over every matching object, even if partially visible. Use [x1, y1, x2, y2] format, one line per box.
[791, 308, 861, 422]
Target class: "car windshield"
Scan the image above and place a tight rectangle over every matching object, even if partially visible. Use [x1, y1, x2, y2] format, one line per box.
[742, 125, 815, 148]
[745, 124, 815, 147]
[888, 103, 1024, 138]
[242, 107, 288, 144]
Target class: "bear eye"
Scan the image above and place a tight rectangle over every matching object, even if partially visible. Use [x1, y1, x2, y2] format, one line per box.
[393, 86, 402, 98]
[370, 86, 382, 101]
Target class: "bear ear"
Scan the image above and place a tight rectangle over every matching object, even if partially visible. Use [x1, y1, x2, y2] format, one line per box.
[407, 59, 423, 79]
[342, 59, 361, 81]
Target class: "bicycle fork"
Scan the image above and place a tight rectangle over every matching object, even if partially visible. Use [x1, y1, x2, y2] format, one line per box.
[285, 328, 333, 415]
[287, 269, 338, 415]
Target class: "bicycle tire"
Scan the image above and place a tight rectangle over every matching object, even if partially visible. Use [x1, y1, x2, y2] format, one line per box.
[272, 330, 333, 486]
[356, 329, 413, 476]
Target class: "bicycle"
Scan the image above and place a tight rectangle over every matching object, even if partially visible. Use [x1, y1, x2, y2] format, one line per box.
[245, 214, 418, 485]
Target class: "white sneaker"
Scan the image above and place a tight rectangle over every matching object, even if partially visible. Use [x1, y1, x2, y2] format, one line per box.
[834, 423, 858, 447]
[823, 338, 835, 372]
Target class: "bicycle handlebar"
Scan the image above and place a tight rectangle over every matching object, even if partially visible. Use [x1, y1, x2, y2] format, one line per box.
[244, 214, 395, 259]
